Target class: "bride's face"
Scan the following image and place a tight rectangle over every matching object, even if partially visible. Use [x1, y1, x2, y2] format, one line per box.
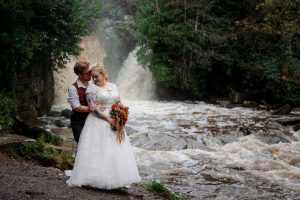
[91, 71, 105, 86]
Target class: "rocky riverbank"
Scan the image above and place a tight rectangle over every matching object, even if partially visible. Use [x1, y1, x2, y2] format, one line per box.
[0, 133, 164, 200]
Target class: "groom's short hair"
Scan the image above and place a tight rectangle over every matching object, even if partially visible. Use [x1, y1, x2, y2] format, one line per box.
[74, 61, 90, 75]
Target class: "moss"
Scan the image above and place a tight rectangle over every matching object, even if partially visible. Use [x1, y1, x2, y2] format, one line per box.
[10, 136, 73, 171]
[32, 127, 63, 145]
[144, 181, 188, 200]
[12, 121, 63, 146]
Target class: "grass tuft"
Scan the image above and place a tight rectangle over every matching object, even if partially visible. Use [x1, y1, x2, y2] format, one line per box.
[9, 135, 73, 170]
[144, 180, 188, 200]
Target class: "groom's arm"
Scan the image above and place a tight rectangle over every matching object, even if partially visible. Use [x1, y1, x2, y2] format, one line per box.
[67, 86, 91, 112]
[74, 105, 91, 112]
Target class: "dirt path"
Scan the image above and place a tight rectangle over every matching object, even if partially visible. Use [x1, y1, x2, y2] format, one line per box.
[0, 153, 163, 200]
[0, 133, 162, 200]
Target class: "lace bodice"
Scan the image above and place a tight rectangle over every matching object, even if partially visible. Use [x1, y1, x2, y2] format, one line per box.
[86, 82, 120, 112]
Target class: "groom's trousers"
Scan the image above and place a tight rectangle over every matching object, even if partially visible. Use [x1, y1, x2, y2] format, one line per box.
[70, 111, 89, 143]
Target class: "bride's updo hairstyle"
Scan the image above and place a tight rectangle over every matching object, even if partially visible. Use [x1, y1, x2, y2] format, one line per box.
[90, 64, 108, 81]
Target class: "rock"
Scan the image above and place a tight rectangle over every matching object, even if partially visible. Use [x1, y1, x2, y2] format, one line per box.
[271, 104, 291, 115]
[217, 100, 234, 108]
[291, 108, 300, 115]
[271, 116, 300, 126]
[254, 129, 298, 144]
[48, 111, 61, 117]
[243, 101, 258, 108]
[11, 119, 62, 140]
[55, 120, 66, 127]
[130, 132, 189, 150]
[293, 124, 300, 132]
[61, 109, 72, 118]
[265, 121, 283, 130]
[19, 110, 38, 120]
[239, 127, 252, 136]
[50, 128, 73, 141]
[261, 100, 271, 110]
[12, 119, 31, 136]
[230, 92, 244, 104]
[216, 131, 243, 145]
[125, 126, 138, 136]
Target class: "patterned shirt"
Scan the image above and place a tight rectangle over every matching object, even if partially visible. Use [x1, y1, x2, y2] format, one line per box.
[67, 79, 91, 110]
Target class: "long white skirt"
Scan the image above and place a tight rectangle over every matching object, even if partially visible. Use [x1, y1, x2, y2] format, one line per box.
[66, 113, 141, 189]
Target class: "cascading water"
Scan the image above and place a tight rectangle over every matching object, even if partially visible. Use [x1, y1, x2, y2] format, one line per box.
[112, 48, 300, 199]
[116, 48, 156, 100]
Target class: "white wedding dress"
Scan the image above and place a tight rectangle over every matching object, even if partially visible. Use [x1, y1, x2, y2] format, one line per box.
[66, 82, 141, 189]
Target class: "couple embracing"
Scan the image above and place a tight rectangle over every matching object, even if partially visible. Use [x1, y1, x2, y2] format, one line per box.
[66, 61, 141, 189]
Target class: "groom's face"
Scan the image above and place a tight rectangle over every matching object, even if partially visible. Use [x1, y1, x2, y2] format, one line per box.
[82, 68, 91, 82]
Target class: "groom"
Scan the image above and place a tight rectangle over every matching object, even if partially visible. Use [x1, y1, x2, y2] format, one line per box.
[67, 61, 92, 143]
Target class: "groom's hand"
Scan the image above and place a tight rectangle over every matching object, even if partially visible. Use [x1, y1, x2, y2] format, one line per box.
[97, 103, 106, 112]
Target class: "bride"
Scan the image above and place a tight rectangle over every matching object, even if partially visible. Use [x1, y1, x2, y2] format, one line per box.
[66, 64, 141, 189]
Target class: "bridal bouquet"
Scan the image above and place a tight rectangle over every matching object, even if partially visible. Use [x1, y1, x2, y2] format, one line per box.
[109, 101, 129, 143]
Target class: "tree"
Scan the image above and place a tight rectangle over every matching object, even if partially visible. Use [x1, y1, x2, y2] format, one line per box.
[130, 0, 258, 97]
[129, 0, 300, 102]
[0, 0, 101, 92]
[236, 0, 300, 101]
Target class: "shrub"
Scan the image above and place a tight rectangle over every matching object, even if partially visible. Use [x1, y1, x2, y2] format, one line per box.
[15, 137, 74, 171]
[145, 180, 187, 200]
[0, 94, 17, 131]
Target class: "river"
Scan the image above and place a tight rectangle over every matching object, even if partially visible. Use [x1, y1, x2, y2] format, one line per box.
[46, 48, 300, 199]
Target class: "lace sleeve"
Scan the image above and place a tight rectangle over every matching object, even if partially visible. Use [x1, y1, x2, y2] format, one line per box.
[86, 84, 108, 120]
[86, 91, 97, 108]
[86, 84, 97, 107]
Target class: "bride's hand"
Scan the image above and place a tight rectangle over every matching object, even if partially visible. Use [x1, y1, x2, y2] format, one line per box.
[97, 103, 106, 112]
[106, 116, 115, 126]
[89, 104, 96, 111]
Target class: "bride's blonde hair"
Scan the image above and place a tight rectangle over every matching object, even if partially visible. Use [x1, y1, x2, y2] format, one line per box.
[90, 64, 108, 81]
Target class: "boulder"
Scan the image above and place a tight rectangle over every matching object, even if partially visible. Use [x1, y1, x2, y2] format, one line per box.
[271, 104, 291, 115]
[61, 109, 72, 118]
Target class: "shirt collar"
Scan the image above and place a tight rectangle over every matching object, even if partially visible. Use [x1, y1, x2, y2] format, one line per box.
[76, 79, 91, 88]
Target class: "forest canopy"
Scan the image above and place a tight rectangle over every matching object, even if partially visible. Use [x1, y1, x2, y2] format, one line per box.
[129, 0, 300, 103]
[0, 0, 101, 92]
[0, 0, 299, 104]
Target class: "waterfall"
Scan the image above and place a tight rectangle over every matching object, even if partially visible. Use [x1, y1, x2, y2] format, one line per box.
[116, 48, 156, 100]
[52, 37, 156, 110]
